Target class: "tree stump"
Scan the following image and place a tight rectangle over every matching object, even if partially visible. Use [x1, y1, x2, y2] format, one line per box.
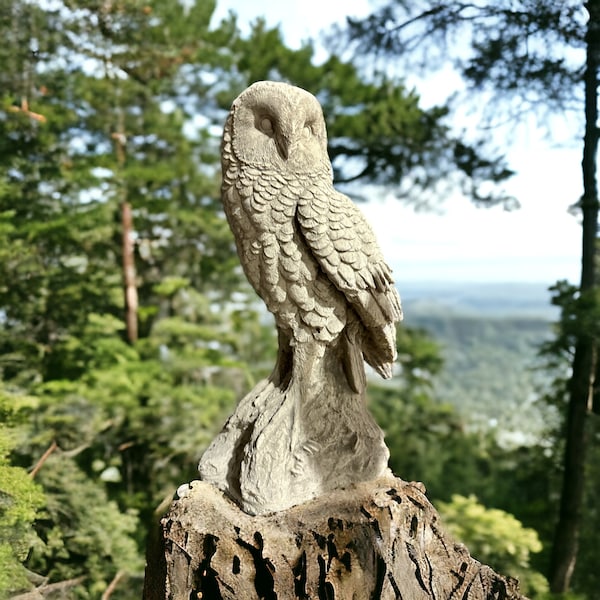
[143, 474, 526, 600]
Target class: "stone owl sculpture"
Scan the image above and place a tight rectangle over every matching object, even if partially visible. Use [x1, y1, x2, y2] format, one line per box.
[221, 80, 402, 393]
[198, 81, 403, 515]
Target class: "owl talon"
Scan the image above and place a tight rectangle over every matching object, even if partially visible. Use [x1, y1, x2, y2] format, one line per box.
[302, 439, 321, 455]
[291, 439, 321, 476]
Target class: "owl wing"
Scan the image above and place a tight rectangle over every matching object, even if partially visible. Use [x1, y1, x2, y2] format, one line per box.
[220, 132, 261, 295]
[296, 187, 402, 379]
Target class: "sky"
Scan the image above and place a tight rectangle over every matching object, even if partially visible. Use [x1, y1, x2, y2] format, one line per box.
[210, 0, 583, 286]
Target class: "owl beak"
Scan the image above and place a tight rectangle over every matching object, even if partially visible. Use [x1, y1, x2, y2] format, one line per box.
[275, 132, 291, 160]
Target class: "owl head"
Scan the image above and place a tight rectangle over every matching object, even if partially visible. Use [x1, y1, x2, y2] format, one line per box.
[227, 81, 331, 174]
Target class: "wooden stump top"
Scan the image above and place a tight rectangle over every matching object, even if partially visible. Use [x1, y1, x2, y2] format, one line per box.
[143, 474, 527, 600]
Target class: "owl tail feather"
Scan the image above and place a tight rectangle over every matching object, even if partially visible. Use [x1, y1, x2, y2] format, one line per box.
[362, 322, 397, 381]
[341, 322, 367, 394]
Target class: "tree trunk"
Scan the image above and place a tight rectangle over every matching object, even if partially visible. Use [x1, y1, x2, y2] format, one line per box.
[549, 0, 600, 592]
[121, 200, 138, 344]
[112, 102, 138, 345]
[143, 475, 526, 600]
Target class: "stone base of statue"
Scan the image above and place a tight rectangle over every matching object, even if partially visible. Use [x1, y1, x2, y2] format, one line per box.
[142, 474, 526, 600]
[197, 367, 390, 516]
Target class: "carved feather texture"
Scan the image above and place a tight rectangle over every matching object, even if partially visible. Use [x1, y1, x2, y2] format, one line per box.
[221, 81, 402, 391]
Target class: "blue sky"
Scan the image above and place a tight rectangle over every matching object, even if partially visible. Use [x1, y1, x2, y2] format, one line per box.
[210, 0, 582, 285]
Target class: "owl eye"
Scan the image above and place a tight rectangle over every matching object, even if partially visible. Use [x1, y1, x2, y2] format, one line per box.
[302, 123, 313, 138]
[259, 116, 274, 135]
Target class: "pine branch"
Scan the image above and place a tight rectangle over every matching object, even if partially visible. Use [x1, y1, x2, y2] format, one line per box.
[101, 570, 126, 600]
[29, 440, 57, 479]
[10, 577, 86, 600]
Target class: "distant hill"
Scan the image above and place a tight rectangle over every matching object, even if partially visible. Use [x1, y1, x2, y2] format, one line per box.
[400, 281, 559, 321]
[396, 282, 558, 444]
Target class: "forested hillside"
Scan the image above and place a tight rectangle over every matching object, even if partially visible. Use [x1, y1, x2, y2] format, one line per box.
[401, 283, 558, 442]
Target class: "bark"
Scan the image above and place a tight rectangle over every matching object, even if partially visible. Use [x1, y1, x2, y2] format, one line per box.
[121, 200, 138, 344]
[112, 105, 138, 345]
[549, 0, 600, 592]
[143, 475, 526, 600]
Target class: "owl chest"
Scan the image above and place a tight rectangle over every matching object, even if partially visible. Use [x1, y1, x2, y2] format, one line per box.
[239, 180, 313, 259]
[235, 177, 297, 232]
[227, 172, 345, 339]
[245, 190, 314, 290]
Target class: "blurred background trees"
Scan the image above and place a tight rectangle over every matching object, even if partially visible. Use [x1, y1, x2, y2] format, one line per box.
[0, 0, 596, 599]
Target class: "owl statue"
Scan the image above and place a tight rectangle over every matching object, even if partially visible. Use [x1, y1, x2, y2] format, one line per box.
[198, 81, 402, 515]
[221, 80, 402, 393]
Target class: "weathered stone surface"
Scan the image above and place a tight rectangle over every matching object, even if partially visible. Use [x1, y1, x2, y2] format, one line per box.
[143, 475, 527, 600]
[198, 363, 389, 516]
[199, 80, 402, 516]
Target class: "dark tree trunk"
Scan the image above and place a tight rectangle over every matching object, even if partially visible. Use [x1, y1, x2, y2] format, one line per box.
[549, 0, 600, 592]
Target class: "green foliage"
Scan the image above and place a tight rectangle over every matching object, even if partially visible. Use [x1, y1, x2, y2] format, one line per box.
[0, 388, 45, 597]
[28, 456, 142, 600]
[553, 278, 600, 337]
[541, 280, 600, 368]
[371, 383, 485, 499]
[437, 494, 549, 597]
[395, 325, 444, 387]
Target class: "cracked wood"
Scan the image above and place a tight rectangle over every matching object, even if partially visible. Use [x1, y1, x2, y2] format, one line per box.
[143, 475, 527, 600]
